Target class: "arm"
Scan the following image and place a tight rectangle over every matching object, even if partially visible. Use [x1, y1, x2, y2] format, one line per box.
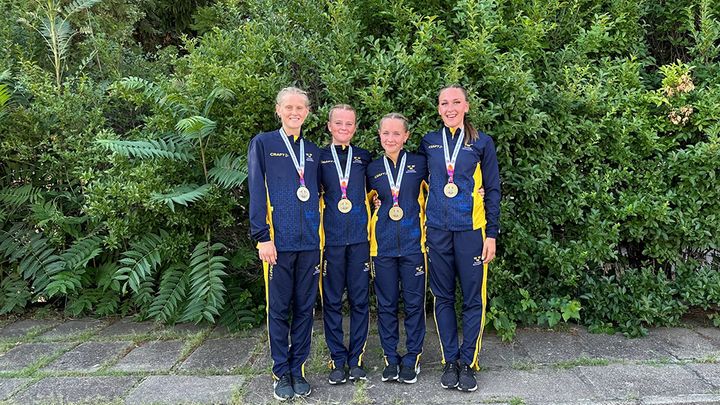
[247, 136, 277, 264]
[480, 136, 501, 263]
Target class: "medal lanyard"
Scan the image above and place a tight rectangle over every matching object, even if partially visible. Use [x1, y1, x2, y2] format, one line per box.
[442, 128, 464, 184]
[383, 153, 407, 207]
[279, 129, 305, 187]
[330, 145, 353, 199]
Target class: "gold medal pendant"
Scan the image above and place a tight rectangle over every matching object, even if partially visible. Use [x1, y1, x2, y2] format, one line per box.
[389, 206, 404, 221]
[444, 182, 459, 198]
[338, 198, 352, 213]
[296, 186, 310, 202]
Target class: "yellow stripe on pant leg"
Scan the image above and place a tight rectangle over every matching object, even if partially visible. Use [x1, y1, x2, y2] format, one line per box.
[470, 229, 489, 370]
[263, 261, 279, 380]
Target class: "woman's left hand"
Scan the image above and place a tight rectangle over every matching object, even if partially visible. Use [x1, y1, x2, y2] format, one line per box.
[482, 237, 496, 264]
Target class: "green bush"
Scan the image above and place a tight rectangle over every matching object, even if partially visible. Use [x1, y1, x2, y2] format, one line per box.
[1, 0, 719, 336]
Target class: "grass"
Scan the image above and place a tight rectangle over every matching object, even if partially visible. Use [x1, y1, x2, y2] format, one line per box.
[552, 356, 611, 369]
[351, 380, 372, 405]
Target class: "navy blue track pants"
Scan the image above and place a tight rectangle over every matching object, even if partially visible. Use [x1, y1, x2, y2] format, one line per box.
[263, 250, 320, 379]
[427, 227, 488, 369]
[321, 242, 370, 369]
[372, 253, 426, 368]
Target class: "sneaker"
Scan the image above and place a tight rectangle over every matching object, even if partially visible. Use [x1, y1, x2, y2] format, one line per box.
[273, 373, 294, 401]
[440, 361, 459, 389]
[328, 367, 347, 385]
[398, 364, 419, 384]
[292, 374, 312, 397]
[457, 363, 478, 392]
[349, 365, 367, 381]
[381, 363, 399, 382]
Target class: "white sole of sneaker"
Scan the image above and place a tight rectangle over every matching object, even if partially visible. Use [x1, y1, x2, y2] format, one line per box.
[458, 385, 477, 392]
[294, 388, 312, 398]
[381, 376, 398, 382]
[328, 379, 346, 385]
[273, 392, 291, 401]
[440, 382, 459, 389]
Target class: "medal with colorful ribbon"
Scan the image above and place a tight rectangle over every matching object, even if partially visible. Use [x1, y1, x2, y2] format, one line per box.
[383, 153, 407, 221]
[279, 129, 310, 201]
[442, 127, 464, 198]
[331, 144, 353, 213]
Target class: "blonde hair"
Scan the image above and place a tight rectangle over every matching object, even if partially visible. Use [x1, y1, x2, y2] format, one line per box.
[438, 84, 479, 143]
[379, 112, 409, 132]
[276, 87, 310, 108]
[328, 104, 356, 121]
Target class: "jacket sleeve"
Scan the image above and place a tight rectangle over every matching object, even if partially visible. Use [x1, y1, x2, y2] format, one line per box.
[480, 135, 501, 238]
[248, 135, 271, 243]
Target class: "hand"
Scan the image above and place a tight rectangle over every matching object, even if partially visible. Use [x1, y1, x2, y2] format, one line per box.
[258, 240, 277, 265]
[477, 187, 485, 197]
[373, 195, 381, 209]
[482, 237, 496, 264]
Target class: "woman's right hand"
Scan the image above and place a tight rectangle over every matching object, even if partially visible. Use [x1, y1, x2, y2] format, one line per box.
[373, 194, 381, 209]
[258, 240, 277, 265]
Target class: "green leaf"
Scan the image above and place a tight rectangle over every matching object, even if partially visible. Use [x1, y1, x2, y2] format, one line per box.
[208, 154, 248, 189]
[96, 138, 194, 161]
[151, 184, 211, 212]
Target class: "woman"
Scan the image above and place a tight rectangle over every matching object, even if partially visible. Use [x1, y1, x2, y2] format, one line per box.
[319, 104, 372, 384]
[419, 85, 501, 392]
[247, 87, 321, 401]
[367, 113, 428, 384]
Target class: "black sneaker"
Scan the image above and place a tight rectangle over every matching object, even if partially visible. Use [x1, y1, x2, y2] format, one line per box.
[381, 363, 399, 382]
[349, 365, 367, 381]
[457, 363, 478, 392]
[273, 373, 294, 401]
[440, 361, 459, 389]
[328, 367, 347, 385]
[292, 374, 312, 397]
[398, 364, 419, 384]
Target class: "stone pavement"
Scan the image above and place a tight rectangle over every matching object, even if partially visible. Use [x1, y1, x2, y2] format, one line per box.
[1, 315, 720, 404]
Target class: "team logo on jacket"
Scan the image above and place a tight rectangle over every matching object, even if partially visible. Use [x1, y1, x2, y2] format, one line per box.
[314, 264, 321, 275]
[321, 159, 334, 164]
[463, 143, 473, 151]
[363, 262, 370, 272]
[270, 152, 289, 158]
[414, 265, 425, 276]
[473, 256, 484, 266]
[427, 144, 442, 149]
[353, 157, 363, 164]
[405, 165, 416, 174]
[373, 172, 386, 179]
[305, 153, 314, 162]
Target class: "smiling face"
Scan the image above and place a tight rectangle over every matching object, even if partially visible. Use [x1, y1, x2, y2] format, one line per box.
[276, 93, 309, 133]
[438, 87, 470, 129]
[328, 108, 356, 145]
[379, 117, 409, 156]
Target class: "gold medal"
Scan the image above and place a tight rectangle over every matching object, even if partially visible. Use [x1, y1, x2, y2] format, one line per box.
[296, 186, 310, 202]
[338, 198, 352, 213]
[444, 183, 459, 198]
[389, 206, 404, 221]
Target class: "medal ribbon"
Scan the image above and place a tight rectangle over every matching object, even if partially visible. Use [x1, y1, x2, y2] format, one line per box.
[442, 127, 464, 184]
[279, 128, 306, 187]
[383, 153, 407, 207]
[330, 145, 353, 199]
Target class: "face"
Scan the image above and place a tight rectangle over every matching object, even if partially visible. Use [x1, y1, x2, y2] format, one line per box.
[327, 109, 356, 145]
[437, 88, 469, 129]
[275, 93, 309, 132]
[379, 118, 409, 156]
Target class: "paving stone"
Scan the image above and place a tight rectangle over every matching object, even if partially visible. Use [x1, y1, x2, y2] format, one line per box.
[695, 327, 720, 348]
[641, 393, 720, 404]
[179, 338, 254, 372]
[578, 364, 714, 399]
[687, 363, 720, 388]
[96, 318, 157, 337]
[647, 327, 720, 360]
[39, 319, 107, 339]
[125, 375, 244, 405]
[42, 341, 134, 372]
[514, 327, 590, 364]
[0, 378, 30, 401]
[369, 368, 596, 404]
[166, 323, 210, 335]
[0, 342, 72, 372]
[580, 329, 672, 361]
[111, 340, 184, 372]
[0, 319, 59, 340]
[243, 374, 355, 405]
[12, 376, 137, 404]
[478, 334, 531, 369]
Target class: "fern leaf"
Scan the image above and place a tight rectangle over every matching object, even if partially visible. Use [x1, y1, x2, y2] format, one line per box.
[180, 242, 228, 323]
[218, 278, 264, 331]
[114, 77, 191, 118]
[0, 273, 31, 314]
[148, 264, 189, 323]
[114, 230, 169, 294]
[0, 83, 10, 117]
[96, 138, 193, 161]
[202, 87, 235, 116]
[96, 261, 121, 292]
[151, 184, 211, 212]
[44, 236, 104, 298]
[175, 116, 216, 140]
[0, 224, 62, 293]
[208, 154, 248, 189]
[0, 185, 42, 206]
[62, 0, 103, 16]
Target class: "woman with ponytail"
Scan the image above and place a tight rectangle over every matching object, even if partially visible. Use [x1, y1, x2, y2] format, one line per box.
[418, 85, 501, 392]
